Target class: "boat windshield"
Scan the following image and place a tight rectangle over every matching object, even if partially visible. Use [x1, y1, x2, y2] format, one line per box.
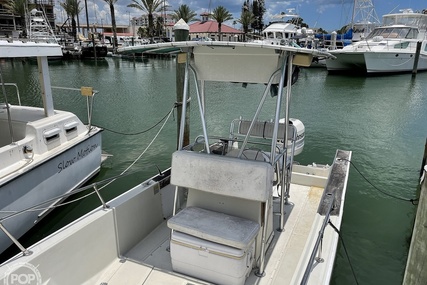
[382, 13, 427, 30]
[366, 27, 418, 39]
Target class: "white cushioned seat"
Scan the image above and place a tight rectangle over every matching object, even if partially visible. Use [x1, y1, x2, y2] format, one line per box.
[171, 151, 273, 202]
[168, 206, 260, 249]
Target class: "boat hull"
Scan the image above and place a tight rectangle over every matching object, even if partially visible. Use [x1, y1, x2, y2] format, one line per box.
[364, 51, 427, 73]
[326, 50, 427, 74]
[325, 51, 366, 73]
[80, 46, 108, 59]
[0, 132, 102, 254]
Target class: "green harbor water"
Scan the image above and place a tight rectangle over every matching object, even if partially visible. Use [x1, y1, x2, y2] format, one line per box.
[1, 56, 426, 284]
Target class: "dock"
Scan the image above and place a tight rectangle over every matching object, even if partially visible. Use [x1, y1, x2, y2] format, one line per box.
[402, 139, 427, 285]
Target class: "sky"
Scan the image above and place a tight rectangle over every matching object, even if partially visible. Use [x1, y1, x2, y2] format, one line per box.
[54, 0, 426, 32]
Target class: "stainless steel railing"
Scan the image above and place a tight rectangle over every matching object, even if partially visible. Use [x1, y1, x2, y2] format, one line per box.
[300, 190, 336, 285]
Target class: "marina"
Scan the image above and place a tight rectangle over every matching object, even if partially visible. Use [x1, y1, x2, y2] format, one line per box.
[325, 8, 427, 74]
[1, 41, 352, 284]
[0, 44, 425, 284]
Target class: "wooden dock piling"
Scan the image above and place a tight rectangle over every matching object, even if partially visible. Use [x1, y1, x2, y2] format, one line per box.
[412, 41, 422, 77]
[402, 138, 427, 285]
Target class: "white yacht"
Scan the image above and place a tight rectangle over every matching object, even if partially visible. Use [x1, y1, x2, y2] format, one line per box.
[0, 41, 351, 285]
[326, 8, 427, 74]
[254, 11, 300, 46]
[0, 40, 103, 254]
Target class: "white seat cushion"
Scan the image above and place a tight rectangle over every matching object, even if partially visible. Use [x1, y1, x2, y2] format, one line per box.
[168, 207, 260, 249]
[171, 150, 273, 202]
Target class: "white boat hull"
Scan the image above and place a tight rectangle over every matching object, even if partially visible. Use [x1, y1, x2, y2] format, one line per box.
[327, 49, 427, 74]
[325, 51, 366, 72]
[364, 51, 427, 73]
[0, 38, 104, 255]
[0, 132, 102, 253]
[326, 9, 427, 74]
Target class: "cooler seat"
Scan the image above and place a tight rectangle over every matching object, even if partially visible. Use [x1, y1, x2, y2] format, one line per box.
[168, 206, 260, 249]
[168, 150, 273, 285]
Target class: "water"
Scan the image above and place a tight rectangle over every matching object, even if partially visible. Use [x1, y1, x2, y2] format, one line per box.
[1, 57, 426, 285]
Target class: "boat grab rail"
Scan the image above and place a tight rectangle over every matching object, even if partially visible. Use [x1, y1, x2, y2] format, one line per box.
[0, 83, 22, 106]
[51, 86, 99, 133]
[300, 190, 336, 285]
[1, 63, 22, 145]
[185, 134, 292, 164]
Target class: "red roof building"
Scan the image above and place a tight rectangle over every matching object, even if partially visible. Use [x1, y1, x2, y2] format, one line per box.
[189, 13, 243, 42]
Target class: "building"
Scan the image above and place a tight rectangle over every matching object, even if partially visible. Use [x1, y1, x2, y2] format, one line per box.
[0, 0, 55, 37]
[189, 12, 243, 42]
[131, 12, 243, 42]
[131, 12, 175, 40]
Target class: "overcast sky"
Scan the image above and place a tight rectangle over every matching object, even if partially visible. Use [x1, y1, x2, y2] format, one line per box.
[54, 0, 426, 32]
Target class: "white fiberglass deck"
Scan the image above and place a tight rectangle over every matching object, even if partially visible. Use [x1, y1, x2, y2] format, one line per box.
[0, 154, 349, 285]
[92, 183, 325, 285]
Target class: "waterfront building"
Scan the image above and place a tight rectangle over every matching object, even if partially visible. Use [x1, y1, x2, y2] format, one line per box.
[189, 12, 243, 42]
[0, 0, 55, 38]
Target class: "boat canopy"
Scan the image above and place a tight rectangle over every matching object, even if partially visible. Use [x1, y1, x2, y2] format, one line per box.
[0, 40, 62, 58]
[118, 41, 334, 84]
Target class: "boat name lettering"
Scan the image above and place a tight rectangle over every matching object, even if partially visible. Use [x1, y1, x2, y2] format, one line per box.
[57, 143, 99, 173]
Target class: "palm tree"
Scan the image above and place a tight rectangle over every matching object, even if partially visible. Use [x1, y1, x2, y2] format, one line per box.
[3, 0, 33, 37]
[155, 16, 163, 36]
[60, 0, 82, 42]
[103, 0, 118, 51]
[211, 6, 233, 41]
[127, 0, 163, 42]
[238, 10, 255, 42]
[171, 4, 198, 23]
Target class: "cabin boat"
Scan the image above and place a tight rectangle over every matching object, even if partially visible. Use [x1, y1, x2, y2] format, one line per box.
[326, 8, 427, 74]
[0, 40, 103, 254]
[253, 11, 300, 46]
[0, 41, 351, 285]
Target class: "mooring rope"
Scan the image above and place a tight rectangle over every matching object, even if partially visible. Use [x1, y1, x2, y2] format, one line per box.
[94, 105, 175, 135]
[329, 220, 360, 285]
[339, 158, 419, 205]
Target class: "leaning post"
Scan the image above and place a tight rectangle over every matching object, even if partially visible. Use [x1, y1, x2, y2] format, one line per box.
[174, 19, 190, 149]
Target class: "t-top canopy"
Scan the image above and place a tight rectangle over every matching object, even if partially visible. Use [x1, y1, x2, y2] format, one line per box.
[0, 40, 62, 58]
[118, 41, 334, 84]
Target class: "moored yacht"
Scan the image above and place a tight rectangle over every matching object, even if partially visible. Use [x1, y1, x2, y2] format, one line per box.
[0, 40, 351, 285]
[0, 40, 103, 254]
[326, 8, 427, 74]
